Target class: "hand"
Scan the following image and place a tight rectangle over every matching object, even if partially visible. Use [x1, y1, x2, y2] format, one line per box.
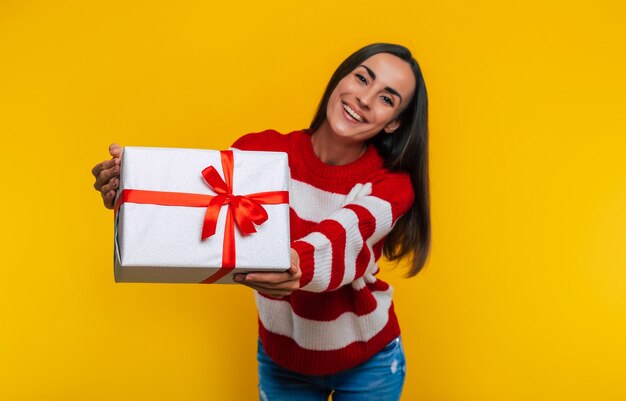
[233, 249, 301, 298]
[91, 143, 123, 209]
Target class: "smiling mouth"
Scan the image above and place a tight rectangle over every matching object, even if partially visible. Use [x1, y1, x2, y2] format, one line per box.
[342, 102, 366, 123]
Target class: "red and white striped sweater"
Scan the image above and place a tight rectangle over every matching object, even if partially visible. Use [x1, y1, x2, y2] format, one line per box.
[232, 129, 415, 375]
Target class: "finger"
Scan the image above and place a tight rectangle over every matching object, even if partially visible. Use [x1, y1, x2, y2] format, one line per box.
[91, 158, 115, 179]
[91, 158, 119, 182]
[93, 164, 120, 191]
[237, 282, 292, 298]
[244, 271, 298, 285]
[100, 177, 120, 196]
[101, 189, 116, 209]
[242, 277, 300, 294]
[288, 263, 299, 274]
[109, 143, 123, 158]
[289, 249, 301, 274]
[233, 274, 297, 291]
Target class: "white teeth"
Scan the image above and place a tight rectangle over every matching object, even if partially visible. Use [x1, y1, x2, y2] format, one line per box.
[343, 103, 363, 122]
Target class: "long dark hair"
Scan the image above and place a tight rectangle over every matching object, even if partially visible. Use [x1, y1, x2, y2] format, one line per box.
[310, 43, 430, 277]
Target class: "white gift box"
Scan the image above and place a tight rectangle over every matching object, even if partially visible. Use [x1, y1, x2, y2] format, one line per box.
[113, 146, 291, 284]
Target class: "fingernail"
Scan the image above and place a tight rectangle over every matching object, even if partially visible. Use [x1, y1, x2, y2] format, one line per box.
[246, 275, 255, 281]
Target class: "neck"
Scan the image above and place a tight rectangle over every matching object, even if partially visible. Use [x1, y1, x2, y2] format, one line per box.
[311, 123, 367, 166]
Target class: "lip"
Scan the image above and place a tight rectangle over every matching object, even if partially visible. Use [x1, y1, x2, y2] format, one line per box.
[341, 101, 367, 124]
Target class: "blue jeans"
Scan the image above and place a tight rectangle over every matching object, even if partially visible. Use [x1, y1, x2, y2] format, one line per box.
[257, 337, 406, 401]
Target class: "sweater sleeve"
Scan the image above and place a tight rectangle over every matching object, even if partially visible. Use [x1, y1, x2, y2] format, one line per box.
[230, 129, 287, 152]
[291, 171, 414, 293]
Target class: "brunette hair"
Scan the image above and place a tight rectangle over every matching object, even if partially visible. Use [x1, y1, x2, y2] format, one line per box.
[310, 43, 431, 276]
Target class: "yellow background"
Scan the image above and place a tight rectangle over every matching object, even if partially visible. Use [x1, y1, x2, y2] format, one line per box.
[1, 1, 625, 400]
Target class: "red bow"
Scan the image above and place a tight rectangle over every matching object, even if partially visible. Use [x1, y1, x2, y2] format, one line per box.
[200, 151, 269, 240]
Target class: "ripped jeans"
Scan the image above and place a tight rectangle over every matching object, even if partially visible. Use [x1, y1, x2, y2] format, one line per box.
[257, 337, 406, 401]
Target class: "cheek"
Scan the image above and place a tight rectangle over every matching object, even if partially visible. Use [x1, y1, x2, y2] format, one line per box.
[330, 78, 354, 99]
[327, 88, 341, 109]
[376, 108, 398, 126]
[326, 89, 345, 117]
[325, 98, 336, 119]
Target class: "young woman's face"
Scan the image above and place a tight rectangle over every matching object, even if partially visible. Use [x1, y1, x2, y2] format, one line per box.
[324, 53, 416, 144]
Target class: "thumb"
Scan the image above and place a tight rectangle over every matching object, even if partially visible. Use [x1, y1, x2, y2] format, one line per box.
[109, 143, 123, 158]
[289, 249, 300, 273]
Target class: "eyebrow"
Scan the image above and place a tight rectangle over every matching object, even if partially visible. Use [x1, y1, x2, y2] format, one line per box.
[359, 64, 403, 105]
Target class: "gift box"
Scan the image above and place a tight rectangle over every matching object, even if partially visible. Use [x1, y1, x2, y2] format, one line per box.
[113, 146, 291, 284]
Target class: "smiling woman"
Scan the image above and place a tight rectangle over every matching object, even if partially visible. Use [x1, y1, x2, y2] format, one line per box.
[92, 42, 430, 401]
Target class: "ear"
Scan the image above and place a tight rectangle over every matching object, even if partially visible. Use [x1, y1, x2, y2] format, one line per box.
[384, 120, 400, 134]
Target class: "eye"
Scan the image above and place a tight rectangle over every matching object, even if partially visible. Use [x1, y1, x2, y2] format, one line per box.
[355, 73, 367, 84]
[381, 95, 394, 107]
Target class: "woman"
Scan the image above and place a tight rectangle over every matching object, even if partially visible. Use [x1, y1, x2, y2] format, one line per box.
[92, 43, 430, 401]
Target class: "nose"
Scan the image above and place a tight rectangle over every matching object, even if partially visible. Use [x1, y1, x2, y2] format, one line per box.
[356, 95, 370, 110]
[356, 88, 375, 109]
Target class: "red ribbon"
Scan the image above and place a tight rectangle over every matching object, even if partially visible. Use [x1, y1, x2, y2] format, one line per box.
[114, 150, 289, 284]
